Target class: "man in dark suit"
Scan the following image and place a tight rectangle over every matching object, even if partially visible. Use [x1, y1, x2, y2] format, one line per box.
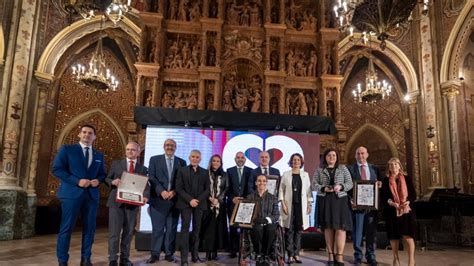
[175, 150, 210, 266]
[347, 146, 381, 266]
[146, 139, 186, 263]
[249, 151, 281, 192]
[106, 141, 149, 266]
[52, 125, 106, 266]
[226, 151, 252, 258]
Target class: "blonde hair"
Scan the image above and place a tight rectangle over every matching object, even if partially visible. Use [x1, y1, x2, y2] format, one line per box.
[385, 157, 407, 177]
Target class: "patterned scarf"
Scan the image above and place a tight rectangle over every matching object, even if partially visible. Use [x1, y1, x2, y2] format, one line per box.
[209, 170, 222, 217]
[389, 173, 411, 217]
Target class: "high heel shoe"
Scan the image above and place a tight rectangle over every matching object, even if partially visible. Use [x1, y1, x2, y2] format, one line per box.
[335, 254, 344, 266]
[327, 252, 334, 265]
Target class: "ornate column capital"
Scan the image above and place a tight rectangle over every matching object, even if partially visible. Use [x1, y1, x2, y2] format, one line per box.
[441, 80, 462, 100]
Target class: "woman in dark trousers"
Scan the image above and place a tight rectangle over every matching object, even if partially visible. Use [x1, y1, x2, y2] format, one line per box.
[380, 157, 416, 266]
[312, 148, 353, 266]
[201, 154, 229, 260]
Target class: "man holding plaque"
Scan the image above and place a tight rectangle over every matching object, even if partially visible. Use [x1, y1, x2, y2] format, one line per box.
[146, 139, 186, 263]
[105, 141, 148, 266]
[348, 146, 381, 266]
[52, 125, 106, 266]
[249, 151, 281, 192]
[175, 150, 210, 266]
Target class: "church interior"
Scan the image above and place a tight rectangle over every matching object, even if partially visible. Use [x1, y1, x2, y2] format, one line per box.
[0, 0, 473, 264]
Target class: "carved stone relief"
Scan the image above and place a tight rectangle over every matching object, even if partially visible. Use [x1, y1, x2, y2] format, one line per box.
[225, 0, 262, 27]
[223, 33, 264, 63]
[286, 47, 317, 77]
[285, 89, 318, 115]
[286, 0, 316, 31]
[164, 35, 201, 70]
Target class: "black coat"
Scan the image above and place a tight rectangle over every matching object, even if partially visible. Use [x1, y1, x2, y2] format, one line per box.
[175, 165, 210, 210]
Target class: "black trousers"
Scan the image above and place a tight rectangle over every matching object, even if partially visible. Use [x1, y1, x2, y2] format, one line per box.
[180, 207, 204, 262]
[250, 223, 277, 256]
[285, 203, 303, 257]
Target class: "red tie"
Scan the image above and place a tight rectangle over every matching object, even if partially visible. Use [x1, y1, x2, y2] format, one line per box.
[129, 161, 135, 173]
[360, 164, 367, 180]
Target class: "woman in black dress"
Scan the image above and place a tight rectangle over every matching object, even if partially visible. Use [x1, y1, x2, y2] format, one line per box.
[380, 157, 416, 266]
[312, 148, 353, 266]
[201, 154, 229, 260]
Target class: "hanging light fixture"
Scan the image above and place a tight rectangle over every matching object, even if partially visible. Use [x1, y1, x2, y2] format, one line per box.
[105, 0, 131, 24]
[352, 53, 392, 104]
[71, 17, 119, 92]
[334, 0, 430, 50]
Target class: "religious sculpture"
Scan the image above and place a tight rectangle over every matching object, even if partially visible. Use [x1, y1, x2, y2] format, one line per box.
[249, 88, 262, 112]
[307, 50, 317, 76]
[233, 78, 250, 112]
[174, 91, 187, 108]
[270, 51, 279, 70]
[144, 90, 153, 107]
[189, 2, 201, 22]
[326, 100, 334, 119]
[186, 91, 198, 109]
[148, 41, 156, 63]
[250, 3, 260, 26]
[222, 89, 234, 111]
[286, 50, 296, 76]
[295, 55, 306, 77]
[177, 0, 188, 21]
[206, 93, 214, 110]
[295, 92, 308, 115]
[270, 96, 279, 114]
[162, 91, 173, 108]
[207, 46, 216, 66]
[164, 39, 200, 70]
[169, 0, 178, 20]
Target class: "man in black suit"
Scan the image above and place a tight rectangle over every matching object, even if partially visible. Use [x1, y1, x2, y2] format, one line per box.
[105, 142, 149, 266]
[175, 150, 210, 266]
[146, 139, 186, 263]
[249, 151, 281, 192]
[226, 151, 252, 258]
[347, 146, 381, 266]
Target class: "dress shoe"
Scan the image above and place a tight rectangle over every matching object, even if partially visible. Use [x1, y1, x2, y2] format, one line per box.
[353, 258, 362, 265]
[80, 258, 93, 266]
[58, 262, 68, 266]
[229, 251, 237, 258]
[109, 261, 118, 266]
[180, 262, 188, 266]
[206, 251, 212, 260]
[119, 258, 133, 266]
[367, 259, 378, 266]
[293, 256, 302, 264]
[145, 255, 159, 264]
[164, 255, 176, 262]
[191, 256, 204, 263]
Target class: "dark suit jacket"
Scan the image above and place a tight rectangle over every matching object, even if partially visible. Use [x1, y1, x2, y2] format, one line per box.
[249, 166, 281, 193]
[105, 159, 149, 208]
[347, 163, 381, 202]
[175, 165, 210, 210]
[226, 165, 253, 199]
[52, 143, 106, 201]
[148, 154, 186, 208]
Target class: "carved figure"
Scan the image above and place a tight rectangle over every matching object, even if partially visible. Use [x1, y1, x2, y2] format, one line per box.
[233, 78, 250, 112]
[162, 91, 173, 108]
[295, 55, 306, 77]
[144, 91, 153, 107]
[270, 51, 279, 70]
[307, 51, 317, 76]
[169, 0, 178, 20]
[181, 41, 191, 64]
[250, 88, 262, 112]
[227, 2, 241, 24]
[286, 92, 293, 114]
[206, 93, 214, 110]
[296, 92, 308, 115]
[270, 97, 279, 114]
[325, 51, 333, 74]
[207, 46, 216, 66]
[286, 50, 296, 76]
[187, 91, 197, 109]
[222, 89, 234, 111]
[192, 43, 200, 67]
[326, 100, 334, 119]
[174, 91, 187, 108]
[177, 0, 188, 21]
[250, 3, 260, 26]
[148, 41, 156, 63]
[313, 93, 318, 115]
[189, 2, 201, 21]
[240, 1, 250, 26]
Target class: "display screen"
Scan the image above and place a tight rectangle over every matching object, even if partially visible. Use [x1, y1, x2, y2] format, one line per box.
[139, 126, 320, 231]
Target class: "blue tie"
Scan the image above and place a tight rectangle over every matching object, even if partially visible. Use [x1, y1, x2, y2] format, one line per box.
[84, 147, 90, 168]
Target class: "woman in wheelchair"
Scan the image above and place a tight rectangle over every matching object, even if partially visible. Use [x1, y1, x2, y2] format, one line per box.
[246, 174, 280, 265]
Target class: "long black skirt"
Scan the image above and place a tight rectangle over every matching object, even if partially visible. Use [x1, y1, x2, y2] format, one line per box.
[316, 194, 353, 231]
[201, 207, 229, 251]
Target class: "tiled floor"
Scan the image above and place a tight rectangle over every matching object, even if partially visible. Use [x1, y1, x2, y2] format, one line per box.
[0, 229, 473, 265]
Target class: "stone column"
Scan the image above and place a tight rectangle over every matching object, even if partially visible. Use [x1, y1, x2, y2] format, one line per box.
[320, 87, 327, 116]
[264, 82, 270, 113]
[265, 0, 271, 23]
[135, 75, 143, 106]
[335, 86, 341, 123]
[158, 0, 164, 14]
[279, 85, 286, 114]
[203, 0, 209, 17]
[216, 31, 222, 67]
[214, 79, 221, 110]
[198, 79, 206, 110]
[201, 32, 207, 66]
[265, 36, 271, 70]
[279, 38, 285, 71]
[152, 77, 159, 107]
[408, 96, 422, 197]
[441, 81, 463, 191]
[279, 0, 285, 24]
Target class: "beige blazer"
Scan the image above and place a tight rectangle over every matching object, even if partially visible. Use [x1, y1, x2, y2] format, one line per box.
[278, 169, 313, 229]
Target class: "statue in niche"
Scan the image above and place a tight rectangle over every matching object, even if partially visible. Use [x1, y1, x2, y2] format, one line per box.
[227, 2, 241, 24]
[209, 0, 218, 18]
[323, 50, 332, 75]
[287, 0, 301, 23]
[174, 91, 187, 109]
[233, 78, 250, 112]
[295, 54, 306, 77]
[270, 51, 279, 70]
[240, 1, 251, 26]
[207, 46, 216, 66]
[162, 91, 173, 108]
[249, 88, 262, 112]
[187, 91, 198, 109]
[222, 89, 234, 111]
[164, 53, 173, 68]
[271, 5, 279, 23]
[286, 50, 296, 76]
[294, 92, 308, 115]
[270, 97, 279, 114]
[144, 90, 153, 107]
[206, 93, 214, 110]
[312, 93, 318, 115]
[299, 10, 316, 31]
[189, 2, 201, 21]
[250, 37, 263, 62]
[148, 41, 156, 63]
[223, 71, 237, 92]
[170, 40, 179, 56]
[326, 100, 334, 120]
[307, 50, 317, 76]
[305, 93, 313, 115]
[250, 3, 260, 26]
[169, 0, 178, 20]
[177, 0, 188, 21]
[181, 41, 191, 64]
[191, 43, 201, 67]
[286, 92, 294, 114]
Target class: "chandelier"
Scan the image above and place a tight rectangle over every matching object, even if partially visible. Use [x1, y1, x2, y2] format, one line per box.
[106, 0, 132, 24]
[71, 18, 119, 92]
[334, 0, 430, 49]
[352, 53, 392, 103]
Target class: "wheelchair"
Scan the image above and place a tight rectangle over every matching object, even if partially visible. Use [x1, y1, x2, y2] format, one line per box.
[238, 223, 286, 266]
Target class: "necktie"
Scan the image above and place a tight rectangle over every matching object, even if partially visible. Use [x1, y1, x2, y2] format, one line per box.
[129, 160, 135, 173]
[360, 164, 368, 180]
[238, 167, 242, 184]
[84, 147, 90, 168]
[167, 158, 173, 190]
[263, 167, 268, 175]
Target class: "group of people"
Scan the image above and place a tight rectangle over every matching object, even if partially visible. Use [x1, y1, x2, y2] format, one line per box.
[52, 125, 417, 266]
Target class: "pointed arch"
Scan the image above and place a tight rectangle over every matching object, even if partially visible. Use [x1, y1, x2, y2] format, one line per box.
[344, 123, 399, 162]
[440, 3, 474, 82]
[55, 108, 127, 150]
[35, 16, 141, 82]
